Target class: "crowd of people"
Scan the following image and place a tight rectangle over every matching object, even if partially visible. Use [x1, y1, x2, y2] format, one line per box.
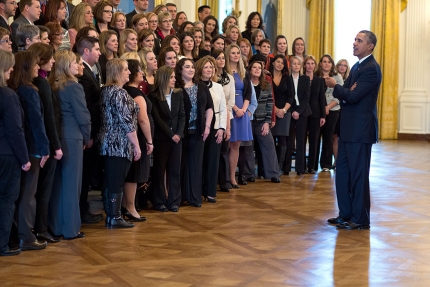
[0, 0, 353, 256]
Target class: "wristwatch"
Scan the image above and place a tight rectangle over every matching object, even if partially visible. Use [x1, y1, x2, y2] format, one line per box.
[282, 108, 286, 114]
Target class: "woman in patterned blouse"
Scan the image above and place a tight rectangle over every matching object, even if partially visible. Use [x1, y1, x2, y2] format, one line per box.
[99, 58, 141, 229]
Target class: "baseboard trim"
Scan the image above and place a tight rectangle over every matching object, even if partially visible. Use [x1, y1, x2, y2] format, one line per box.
[397, 133, 430, 141]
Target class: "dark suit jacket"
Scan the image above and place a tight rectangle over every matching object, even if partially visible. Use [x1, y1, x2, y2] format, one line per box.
[308, 74, 326, 119]
[16, 84, 50, 156]
[0, 86, 29, 165]
[56, 81, 91, 144]
[34, 76, 61, 155]
[14, 2, 74, 28]
[126, 10, 137, 28]
[78, 64, 101, 140]
[333, 55, 382, 143]
[149, 89, 185, 141]
[290, 74, 312, 117]
[181, 82, 214, 135]
[0, 16, 11, 31]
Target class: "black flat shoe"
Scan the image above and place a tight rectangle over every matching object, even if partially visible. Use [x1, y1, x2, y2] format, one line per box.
[231, 184, 240, 189]
[327, 216, 350, 225]
[336, 221, 370, 230]
[36, 233, 60, 243]
[154, 205, 168, 212]
[0, 246, 21, 256]
[168, 205, 179, 212]
[19, 239, 47, 250]
[204, 196, 216, 203]
[64, 232, 85, 240]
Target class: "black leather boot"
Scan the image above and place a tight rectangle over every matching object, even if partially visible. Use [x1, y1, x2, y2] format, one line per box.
[102, 188, 111, 227]
[108, 193, 134, 229]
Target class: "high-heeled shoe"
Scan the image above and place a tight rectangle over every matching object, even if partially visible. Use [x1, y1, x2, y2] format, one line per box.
[204, 196, 216, 203]
[121, 207, 147, 222]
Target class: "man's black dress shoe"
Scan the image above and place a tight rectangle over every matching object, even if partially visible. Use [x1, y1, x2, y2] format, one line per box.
[19, 239, 47, 251]
[0, 246, 21, 256]
[64, 232, 86, 240]
[336, 221, 370, 230]
[271, 177, 281, 183]
[327, 216, 350, 225]
[246, 177, 255, 182]
[154, 205, 168, 212]
[168, 205, 179, 212]
[36, 233, 60, 243]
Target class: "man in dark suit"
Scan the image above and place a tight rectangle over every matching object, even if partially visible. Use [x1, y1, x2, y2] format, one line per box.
[0, 0, 17, 32]
[126, 0, 148, 28]
[11, 0, 40, 52]
[325, 30, 382, 230]
[77, 36, 103, 223]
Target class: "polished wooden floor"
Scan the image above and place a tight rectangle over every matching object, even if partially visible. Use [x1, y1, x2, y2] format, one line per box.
[1, 140, 430, 286]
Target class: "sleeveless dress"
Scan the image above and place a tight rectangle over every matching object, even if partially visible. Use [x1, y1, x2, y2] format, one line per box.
[229, 73, 253, 142]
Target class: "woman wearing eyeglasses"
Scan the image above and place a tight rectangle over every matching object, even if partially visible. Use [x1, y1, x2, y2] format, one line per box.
[155, 12, 174, 42]
[0, 27, 12, 52]
[93, 1, 117, 35]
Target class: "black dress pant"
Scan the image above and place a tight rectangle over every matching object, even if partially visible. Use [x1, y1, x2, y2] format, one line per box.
[284, 115, 308, 173]
[80, 145, 100, 213]
[320, 110, 339, 169]
[238, 144, 255, 180]
[218, 139, 231, 189]
[34, 156, 57, 234]
[307, 117, 322, 171]
[181, 132, 205, 205]
[203, 128, 222, 197]
[0, 155, 21, 249]
[16, 156, 41, 242]
[152, 139, 182, 209]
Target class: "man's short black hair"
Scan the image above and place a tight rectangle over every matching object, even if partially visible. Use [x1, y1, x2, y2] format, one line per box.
[198, 5, 210, 13]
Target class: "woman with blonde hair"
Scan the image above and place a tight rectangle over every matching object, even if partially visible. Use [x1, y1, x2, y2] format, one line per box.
[99, 58, 140, 228]
[68, 2, 94, 47]
[221, 16, 238, 37]
[225, 25, 242, 46]
[195, 56, 227, 203]
[48, 50, 91, 239]
[336, 59, 350, 81]
[119, 29, 138, 56]
[138, 47, 157, 95]
[224, 44, 253, 188]
[155, 11, 174, 41]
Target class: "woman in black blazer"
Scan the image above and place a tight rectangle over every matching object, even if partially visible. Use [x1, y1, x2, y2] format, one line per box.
[175, 58, 214, 207]
[303, 55, 326, 174]
[284, 56, 311, 175]
[149, 66, 185, 212]
[8, 51, 50, 250]
[28, 43, 63, 244]
[0, 50, 30, 256]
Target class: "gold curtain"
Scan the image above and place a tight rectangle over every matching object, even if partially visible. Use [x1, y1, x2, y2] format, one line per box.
[371, 0, 400, 139]
[306, 0, 334, 60]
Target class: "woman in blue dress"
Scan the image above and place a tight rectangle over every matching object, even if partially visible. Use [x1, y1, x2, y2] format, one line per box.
[224, 44, 253, 188]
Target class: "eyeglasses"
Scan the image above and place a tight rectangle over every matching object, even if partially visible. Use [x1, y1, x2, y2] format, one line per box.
[0, 38, 11, 43]
[162, 19, 173, 24]
[5, 1, 18, 5]
[103, 10, 113, 14]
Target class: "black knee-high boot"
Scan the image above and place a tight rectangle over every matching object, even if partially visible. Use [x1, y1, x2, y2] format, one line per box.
[108, 193, 134, 229]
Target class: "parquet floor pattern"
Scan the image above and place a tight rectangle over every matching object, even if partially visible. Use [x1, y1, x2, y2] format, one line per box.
[1, 140, 430, 286]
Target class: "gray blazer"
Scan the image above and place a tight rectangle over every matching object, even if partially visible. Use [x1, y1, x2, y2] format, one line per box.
[56, 81, 91, 144]
[11, 14, 31, 52]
